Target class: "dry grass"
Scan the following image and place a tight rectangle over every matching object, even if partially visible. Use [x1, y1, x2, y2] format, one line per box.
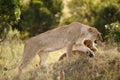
[0, 39, 120, 80]
[52, 46, 120, 80]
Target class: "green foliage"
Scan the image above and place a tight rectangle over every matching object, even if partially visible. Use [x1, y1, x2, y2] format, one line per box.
[62, 0, 97, 25]
[0, 0, 22, 38]
[105, 22, 120, 43]
[0, 0, 63, 39]
[61, 0, 120, 39]
[94, 2, 120, 36]
[19, 0, 63, 38]
[0, 0, 22, 25]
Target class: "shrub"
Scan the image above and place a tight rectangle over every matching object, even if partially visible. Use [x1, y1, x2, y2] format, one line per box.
[94, 3, 120, 37]
[105, 22, 120, 44]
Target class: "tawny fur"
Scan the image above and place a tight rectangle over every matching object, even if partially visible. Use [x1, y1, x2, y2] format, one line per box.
[59, 50, 85, 61]
[16, 22, 102, 77]
[59, 40, 97, 61]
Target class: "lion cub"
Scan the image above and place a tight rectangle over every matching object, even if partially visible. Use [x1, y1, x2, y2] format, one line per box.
[59, 40, 97, 61]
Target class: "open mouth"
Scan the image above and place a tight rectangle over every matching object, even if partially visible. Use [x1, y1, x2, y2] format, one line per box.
[94, 40, 98, 44]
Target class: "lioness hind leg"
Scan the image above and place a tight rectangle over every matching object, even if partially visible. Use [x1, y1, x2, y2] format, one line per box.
[38, 51, 49, 67]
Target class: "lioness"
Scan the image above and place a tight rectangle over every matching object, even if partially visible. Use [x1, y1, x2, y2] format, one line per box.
[59, 40, 97, 61]
[17, 22, 103, 77]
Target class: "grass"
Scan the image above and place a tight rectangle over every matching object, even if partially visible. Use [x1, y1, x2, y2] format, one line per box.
[0, 38, 120, 80]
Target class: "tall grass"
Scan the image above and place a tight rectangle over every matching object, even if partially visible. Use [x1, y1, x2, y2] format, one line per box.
[52, 46, 120, 80]
[0, 35, 120, 80]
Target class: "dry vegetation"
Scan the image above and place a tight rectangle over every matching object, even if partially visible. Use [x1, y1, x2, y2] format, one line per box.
[0, 38, 120, 80]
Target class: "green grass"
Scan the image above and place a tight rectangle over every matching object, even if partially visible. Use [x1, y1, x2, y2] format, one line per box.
[0, 39, 120, 80]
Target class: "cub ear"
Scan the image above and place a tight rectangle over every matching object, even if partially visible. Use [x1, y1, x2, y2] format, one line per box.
[88, 28, 93, 32]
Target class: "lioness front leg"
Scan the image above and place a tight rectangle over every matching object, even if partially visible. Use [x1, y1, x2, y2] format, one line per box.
[38, 51, 49, 67]
[66, 43, 74, 59]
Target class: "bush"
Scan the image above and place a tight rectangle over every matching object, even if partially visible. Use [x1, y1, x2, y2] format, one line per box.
[94, 3, 120, 37]
[105, 22, 120, 43]
[18, 0, 63, 38]
[61, 0, 97, 25]
[61, 0, 120, 38]
[0, 0, 22, 36]
[105, 22, 120, 51]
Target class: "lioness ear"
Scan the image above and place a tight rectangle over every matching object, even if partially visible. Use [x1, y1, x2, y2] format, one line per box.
[88, 28, 93, 32]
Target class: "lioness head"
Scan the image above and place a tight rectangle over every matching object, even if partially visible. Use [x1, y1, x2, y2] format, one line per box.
[87, 27, 103, 43]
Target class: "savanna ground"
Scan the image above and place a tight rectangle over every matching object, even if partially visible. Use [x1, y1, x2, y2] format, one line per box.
[0, 36, 120, 80]
[0, 0, 120, 80]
